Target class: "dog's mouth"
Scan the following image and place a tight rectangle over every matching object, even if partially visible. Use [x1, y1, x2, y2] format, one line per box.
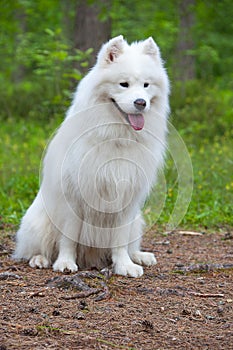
[111, 98, 144, 131]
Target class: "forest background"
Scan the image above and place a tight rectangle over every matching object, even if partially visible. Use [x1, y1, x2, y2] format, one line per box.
[0, 0, 232, 231]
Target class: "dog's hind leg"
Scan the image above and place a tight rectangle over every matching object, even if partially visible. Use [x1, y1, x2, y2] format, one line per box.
[29, 255, 50, 269]
[13, 192, 54, 268]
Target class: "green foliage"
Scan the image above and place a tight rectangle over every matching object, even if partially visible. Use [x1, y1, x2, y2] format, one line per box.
[171, 80, 233, 139]
[0, 1, 92, 120]
[111, 0, 233, 83]
[111, 0, 179, 63]
[0, 27, 92, 120]
[194, 0, 233, 79]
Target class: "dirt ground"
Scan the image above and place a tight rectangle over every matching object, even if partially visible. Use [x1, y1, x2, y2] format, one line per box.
[0, 228, 233, 350]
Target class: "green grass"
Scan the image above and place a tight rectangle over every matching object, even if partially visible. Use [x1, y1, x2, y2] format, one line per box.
[145, 123, 232, 231]
[0, 117, 232, 231]
[0, 117, 61, 225]
[182, 136, 232, 228]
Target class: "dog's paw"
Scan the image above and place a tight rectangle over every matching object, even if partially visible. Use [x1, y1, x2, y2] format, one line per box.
[53, 258, 78, 273]
[130, 251, 157, 266]
[114, 262, 143, 278]
[29, 255, 49, 269]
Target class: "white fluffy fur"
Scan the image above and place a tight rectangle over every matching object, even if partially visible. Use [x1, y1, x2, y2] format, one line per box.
[14, 36, 170, 277]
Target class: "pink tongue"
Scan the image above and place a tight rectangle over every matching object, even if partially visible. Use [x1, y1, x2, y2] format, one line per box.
[128, 114, 144, 131]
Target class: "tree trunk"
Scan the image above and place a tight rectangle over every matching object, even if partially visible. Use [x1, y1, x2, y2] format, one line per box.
[175, 0, 196, 82]
[14, 7, 27, 83]
[74, 0, 111, 70]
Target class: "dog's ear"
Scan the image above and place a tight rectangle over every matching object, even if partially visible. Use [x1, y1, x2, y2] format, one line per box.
[97, 35, 125, 65]
[143, 37, 160, 58]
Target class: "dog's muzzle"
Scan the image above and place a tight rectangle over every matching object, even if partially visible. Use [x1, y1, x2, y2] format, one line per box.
[111, 98, 145, 131]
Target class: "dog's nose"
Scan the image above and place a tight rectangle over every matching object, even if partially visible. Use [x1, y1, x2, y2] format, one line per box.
[134, 98, 146, 111]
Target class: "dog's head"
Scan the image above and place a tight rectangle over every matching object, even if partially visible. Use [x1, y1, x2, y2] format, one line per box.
[95, 36, 169, 131]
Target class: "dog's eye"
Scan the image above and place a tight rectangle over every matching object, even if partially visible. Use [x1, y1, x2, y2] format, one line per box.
[120, 82, 129, 88]
[144, 83, 149, 88]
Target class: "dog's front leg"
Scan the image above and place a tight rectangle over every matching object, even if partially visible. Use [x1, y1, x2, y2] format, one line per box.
[53, 235, 78, 272]
[112, 247, 143, 277]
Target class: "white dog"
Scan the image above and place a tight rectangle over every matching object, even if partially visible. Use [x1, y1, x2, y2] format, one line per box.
[14, 36, 169, 277]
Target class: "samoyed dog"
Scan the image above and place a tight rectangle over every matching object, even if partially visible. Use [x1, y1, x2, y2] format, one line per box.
[14, 36, 169, 277]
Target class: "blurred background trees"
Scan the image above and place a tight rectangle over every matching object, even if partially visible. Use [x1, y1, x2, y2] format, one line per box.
[0, 0, 232, 134]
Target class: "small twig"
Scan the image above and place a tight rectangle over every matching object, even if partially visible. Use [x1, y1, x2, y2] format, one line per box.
[174, 263, 233, 273]
[61, 288, 100, 300]
[29, 290, 46, 298]
[177, 230, 203, 236]
[188, 292, 224, 298]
